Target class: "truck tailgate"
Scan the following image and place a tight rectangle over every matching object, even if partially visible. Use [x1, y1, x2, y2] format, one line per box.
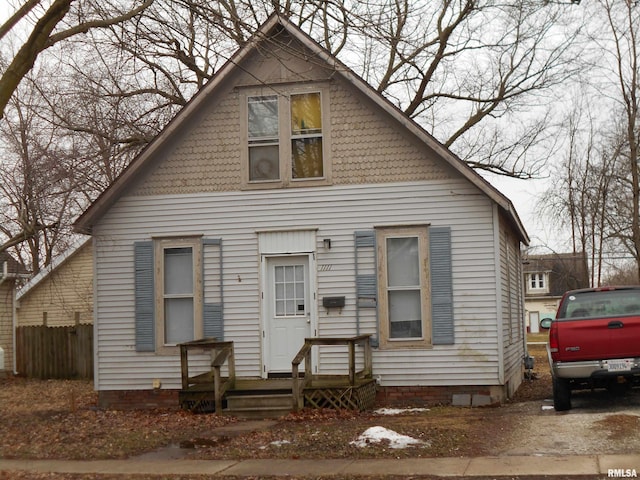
[554, 318, 615, 362]
[609, 314, 640, 358]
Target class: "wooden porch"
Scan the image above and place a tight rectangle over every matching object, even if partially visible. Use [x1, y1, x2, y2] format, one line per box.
[178, 335, 376, 417]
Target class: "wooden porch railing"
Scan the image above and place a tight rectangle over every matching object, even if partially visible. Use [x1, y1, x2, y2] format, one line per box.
[179, 338, 236, 413]
[291, 334, 372, 410]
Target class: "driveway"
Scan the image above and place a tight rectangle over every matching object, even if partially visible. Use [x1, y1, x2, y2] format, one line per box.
[498, 378, 640, 457]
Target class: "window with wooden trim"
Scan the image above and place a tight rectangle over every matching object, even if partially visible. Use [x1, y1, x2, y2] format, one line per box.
[377, 226, 432, 349]
[248, 95, 280, 181]
[290, 93, 323, 179]
[155, 238, 203, 353]
[527, 272, 548, 293]
[134, 238, 223, 354]
[242, 87, 330, 187]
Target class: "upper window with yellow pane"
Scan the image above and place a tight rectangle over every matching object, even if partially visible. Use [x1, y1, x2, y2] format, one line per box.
[242, 87, 330, 188]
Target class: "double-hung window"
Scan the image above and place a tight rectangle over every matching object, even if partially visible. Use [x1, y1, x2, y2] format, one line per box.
[156, 238, 202, 352]
[528, 273, 547, 293]
[244, 87, 329, 186]
[290, 93, 323, 179]
[377, 226, 431, 349]
[248, 95, 279, 181]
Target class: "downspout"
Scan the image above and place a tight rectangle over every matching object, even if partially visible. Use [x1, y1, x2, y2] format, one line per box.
[492, 204, 505, 386]
[12, 284, 17, 375]
[1, 261, 19, 374]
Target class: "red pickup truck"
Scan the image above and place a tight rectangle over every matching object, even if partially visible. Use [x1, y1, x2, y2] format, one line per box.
[548, 286, 640, 411]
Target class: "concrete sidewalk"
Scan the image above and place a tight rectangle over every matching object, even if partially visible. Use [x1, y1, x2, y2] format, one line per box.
[1, 454, 639, 477]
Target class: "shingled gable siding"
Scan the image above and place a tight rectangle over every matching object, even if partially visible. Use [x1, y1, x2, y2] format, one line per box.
[93, 179, 502, 392]
[133, 78, 453, 197]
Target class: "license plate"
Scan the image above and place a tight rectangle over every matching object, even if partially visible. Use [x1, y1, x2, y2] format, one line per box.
[606, 359, 634, 372]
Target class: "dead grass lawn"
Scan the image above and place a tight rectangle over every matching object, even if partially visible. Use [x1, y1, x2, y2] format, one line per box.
[0, 343, 553, 466]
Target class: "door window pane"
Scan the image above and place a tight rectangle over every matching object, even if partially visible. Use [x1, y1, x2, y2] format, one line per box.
[274, 265, 305, 316]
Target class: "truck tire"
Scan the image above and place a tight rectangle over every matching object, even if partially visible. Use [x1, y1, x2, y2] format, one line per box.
[553, 377, 571, 411]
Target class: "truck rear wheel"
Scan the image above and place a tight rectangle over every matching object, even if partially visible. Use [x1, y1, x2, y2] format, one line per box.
[553, 377, 571, 411]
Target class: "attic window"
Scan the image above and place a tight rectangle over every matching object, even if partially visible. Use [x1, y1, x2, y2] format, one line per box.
[248, 95, 280, 181]
[243, 86, 330, 188]
[528, 272, 548, 293]
[291, 93, 323, 179]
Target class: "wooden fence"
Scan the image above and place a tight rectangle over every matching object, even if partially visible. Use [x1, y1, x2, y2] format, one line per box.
[16, 324, 93, 379]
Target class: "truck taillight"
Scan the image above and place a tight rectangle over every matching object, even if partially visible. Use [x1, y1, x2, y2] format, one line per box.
[548, 321, 559, 355]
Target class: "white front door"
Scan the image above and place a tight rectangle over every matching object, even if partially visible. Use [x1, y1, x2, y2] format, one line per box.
[264, 255, 312, 374]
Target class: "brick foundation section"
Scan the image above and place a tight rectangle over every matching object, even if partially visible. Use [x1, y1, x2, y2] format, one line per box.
[98, 389, 179, 410]
[375, 385, 501, 407]
[98, 385, 505, 410]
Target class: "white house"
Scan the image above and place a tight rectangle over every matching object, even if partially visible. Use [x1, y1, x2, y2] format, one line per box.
[74, 14, 529, 410]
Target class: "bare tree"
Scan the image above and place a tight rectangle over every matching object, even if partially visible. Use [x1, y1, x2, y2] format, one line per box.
[589, 0, 640, 281]
[0, 64, 84, 272]
[542, 94, 599, 287]
[87, 0, 584, 178]
[0, 0, 153, 120]
[543, 0, 640, 283]
[1, 0, 586, 261]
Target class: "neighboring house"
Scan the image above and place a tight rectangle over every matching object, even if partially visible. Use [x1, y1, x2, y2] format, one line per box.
[16, 237, 93, 328]
[523, 252, 589, 333]
[74, 14, 530, 410]
[0, 252, 28, 374]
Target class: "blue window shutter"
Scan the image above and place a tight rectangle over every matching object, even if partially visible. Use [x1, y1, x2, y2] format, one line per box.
[430, 227, 454, 345]
[355, 230, 378, 347]
[203, 238, 223, 340]
[134, 241, 155, 352]
[203, 303, 223, 339]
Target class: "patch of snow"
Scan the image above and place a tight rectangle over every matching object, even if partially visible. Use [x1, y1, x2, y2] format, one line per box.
[374, 407, 430, 415]
[259, 440, 291, 449]
[350, 426, 430, 449]
[541, 405, 555, 411]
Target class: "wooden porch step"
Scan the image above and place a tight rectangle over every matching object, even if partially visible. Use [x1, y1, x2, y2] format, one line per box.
[225, 392, 294, 419]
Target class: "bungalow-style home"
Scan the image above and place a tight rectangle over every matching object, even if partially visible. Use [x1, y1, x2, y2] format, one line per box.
[16, 237, 93, 328]
[0, 252, 28, 374]
[73, 14, 530, 411]
[523, 252, 589, 333]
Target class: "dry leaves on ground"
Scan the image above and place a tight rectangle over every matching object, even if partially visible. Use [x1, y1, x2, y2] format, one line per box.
[0, 344, 554, 462]
[0, 376, 529, 462]
[0, 377, 236, 460]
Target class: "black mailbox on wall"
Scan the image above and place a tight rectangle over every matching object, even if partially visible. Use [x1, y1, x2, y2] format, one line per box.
[322, 296, 346, 308]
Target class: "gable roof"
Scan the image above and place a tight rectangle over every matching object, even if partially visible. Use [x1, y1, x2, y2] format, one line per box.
[0, 251, 28, 280]
[73, 14, 529, 245]
[524, 252, 589, 296]
[16, 236, 91, 300]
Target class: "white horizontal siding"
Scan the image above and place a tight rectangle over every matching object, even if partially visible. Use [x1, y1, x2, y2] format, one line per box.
[94, 180, 502, 390]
